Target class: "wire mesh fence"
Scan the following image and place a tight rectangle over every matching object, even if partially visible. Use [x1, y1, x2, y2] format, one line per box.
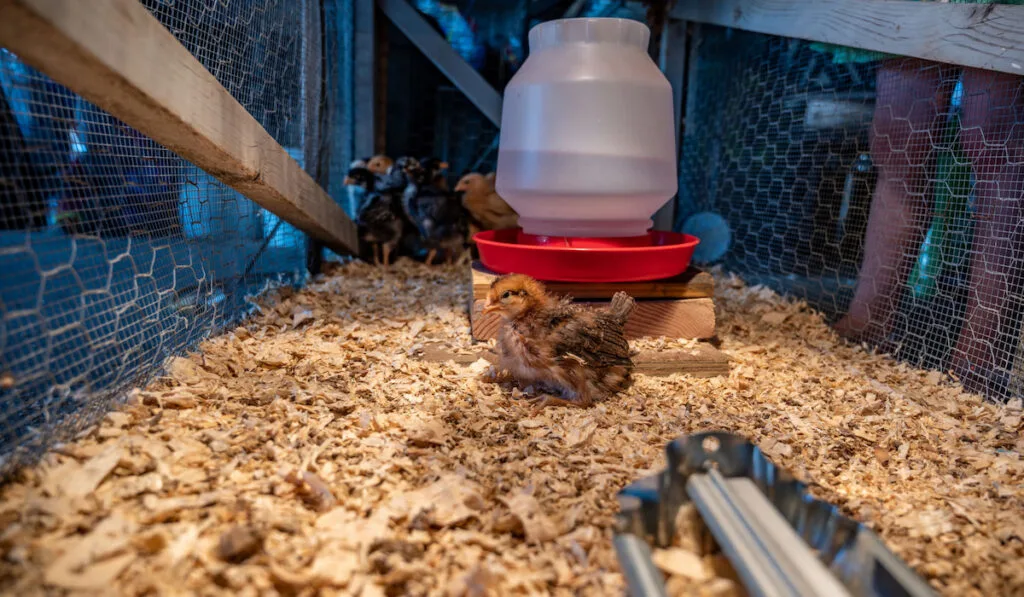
[0, 0, 347, 478]
[677, 25, 1024, 403]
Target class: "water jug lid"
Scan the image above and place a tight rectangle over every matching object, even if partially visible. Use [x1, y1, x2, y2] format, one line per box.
[528, 18, 650, 52]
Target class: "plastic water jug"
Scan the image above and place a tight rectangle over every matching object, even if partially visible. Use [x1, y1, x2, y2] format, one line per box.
[495, 17, 677, 239]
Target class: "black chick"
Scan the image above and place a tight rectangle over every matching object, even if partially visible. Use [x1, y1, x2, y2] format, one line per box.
[344, 166, 376, 189]
[355, 167, 405, 266]
[417, 156, 450, 191]
[401, 162, 467, 265]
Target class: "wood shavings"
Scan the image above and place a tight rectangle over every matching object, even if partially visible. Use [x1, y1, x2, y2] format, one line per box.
[44, 513, 137, 590]
[404, 474, 485, 527]
[51, 441, 124, 500]
[499, 490, 558, 544]
[652, 548, 710, 580]
[284, 469, 338, 512]
[216, 525, 264, 563]
[405, 418, 450, 447]
[0, 259, 1020, 596]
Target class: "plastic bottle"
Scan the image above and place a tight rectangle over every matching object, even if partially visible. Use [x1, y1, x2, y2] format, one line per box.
[495, 18, 677, 239]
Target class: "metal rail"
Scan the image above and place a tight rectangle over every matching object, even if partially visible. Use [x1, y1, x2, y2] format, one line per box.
[614, 431, 938, 597]
[688, 469, 853, 597]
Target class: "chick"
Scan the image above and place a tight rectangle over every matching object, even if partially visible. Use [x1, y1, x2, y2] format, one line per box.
[481, 274, 636, 412]
[356, 170, 406, 266]
[343, 166, 375, 189]
[343, 166, 376, 217]
[401, 162, 467, 265]
[455, 172, 518, 238]
[366, 154, 394, 176]
[418, 156, 451, 191]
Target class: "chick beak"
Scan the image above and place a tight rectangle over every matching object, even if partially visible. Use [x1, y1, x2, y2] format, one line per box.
[482, 299, 501, 315]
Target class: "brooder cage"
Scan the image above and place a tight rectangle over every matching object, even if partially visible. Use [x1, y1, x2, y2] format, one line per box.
[0, 1, 1022, 596]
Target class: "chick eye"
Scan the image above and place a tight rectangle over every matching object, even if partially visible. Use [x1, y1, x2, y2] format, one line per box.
[500, 290, 512, 300]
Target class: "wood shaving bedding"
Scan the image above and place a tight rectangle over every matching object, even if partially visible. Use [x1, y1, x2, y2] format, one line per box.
[0, 260, 1020, 596]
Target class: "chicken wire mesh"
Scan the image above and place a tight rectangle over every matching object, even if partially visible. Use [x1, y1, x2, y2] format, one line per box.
[677, 25, 1024, 403]
[0, 0, 350, 477]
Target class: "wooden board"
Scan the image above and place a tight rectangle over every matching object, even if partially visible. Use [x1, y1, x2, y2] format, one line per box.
[416, 342, 730, 378]
[471, 262, 714, 301]
[672, 0, 1024, 76]
[470, 297, 716, 342]
[0, 0, 359, 255]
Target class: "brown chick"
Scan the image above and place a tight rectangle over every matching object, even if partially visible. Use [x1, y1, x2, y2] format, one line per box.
[455, 172, 519, 238]
[366, 154, 394, 176]
[481, 274, 636, 412]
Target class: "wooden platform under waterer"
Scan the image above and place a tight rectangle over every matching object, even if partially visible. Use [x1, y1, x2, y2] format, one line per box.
[468, 261, 717, 342]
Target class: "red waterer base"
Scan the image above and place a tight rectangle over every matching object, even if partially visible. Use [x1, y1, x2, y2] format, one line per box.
[473, 228, 700, 283]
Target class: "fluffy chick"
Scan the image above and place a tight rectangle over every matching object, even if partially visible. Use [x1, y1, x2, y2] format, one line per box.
[418, 157, 451, 190]
[356, 169, 406, 266]
[481, 274, 636, 412]
[455, 172, 518, 238]
[343, 166, 375, 189]
[402, 162, 467, 265]
[366, 154, 394, 176]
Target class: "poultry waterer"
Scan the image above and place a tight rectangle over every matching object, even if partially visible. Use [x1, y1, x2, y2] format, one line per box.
[475, 17, 699, 283]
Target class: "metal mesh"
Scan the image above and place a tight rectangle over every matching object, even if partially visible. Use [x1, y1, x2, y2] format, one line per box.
[677, 25, 1024, 403]
[0, 0, 343, 477]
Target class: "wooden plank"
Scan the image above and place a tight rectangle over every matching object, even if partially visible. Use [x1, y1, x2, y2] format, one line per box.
[672, 0, 1024, 76]
[0, 0, 358, 255]
[416, 342, 730, 378]
[471, 262, 714, 301]
[353, 0, 379, 157]
[470, 297, 716, 342]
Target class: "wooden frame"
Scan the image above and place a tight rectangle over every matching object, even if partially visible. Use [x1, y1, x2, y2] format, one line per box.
[672, 0, 1024, 75]
[0, 0, 359, 254]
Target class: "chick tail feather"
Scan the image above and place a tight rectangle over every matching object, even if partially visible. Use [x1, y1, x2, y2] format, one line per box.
[609, 291, 636, 324]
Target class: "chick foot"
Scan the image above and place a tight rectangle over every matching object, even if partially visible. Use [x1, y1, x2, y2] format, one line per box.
[478, 366, 512, 384]
[526, 394, 588, 416]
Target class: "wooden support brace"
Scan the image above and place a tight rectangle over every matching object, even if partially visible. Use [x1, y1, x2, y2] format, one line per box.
[0, 0, 359, 255]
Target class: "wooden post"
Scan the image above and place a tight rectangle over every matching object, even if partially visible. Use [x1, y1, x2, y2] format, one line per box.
[353, 0, 379, 158]
[653, 16, 688, 232]
[0, 0, 359, 255]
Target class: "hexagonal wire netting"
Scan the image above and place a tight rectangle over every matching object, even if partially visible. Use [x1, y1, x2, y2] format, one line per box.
[677, 25, 1024, 403]
[0, 0, 353, 478]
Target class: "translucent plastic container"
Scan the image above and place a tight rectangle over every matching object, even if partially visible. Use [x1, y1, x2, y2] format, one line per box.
[495, 18, 677, 239]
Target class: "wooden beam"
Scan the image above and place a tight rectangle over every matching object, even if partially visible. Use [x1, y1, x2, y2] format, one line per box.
[353, 0, 379, 157]
[0, 0, 359, 254]
[415, 342, 731, 379]
[672, 0, 1024, 75]
[377, 0, 503, 126]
